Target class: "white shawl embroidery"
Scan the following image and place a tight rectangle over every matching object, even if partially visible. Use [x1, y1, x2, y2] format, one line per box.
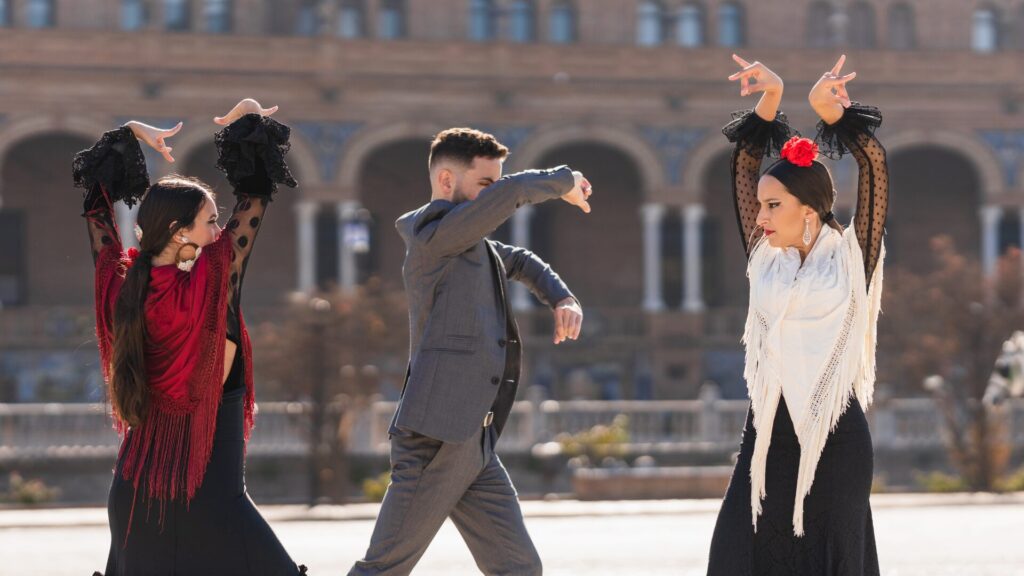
[742, 226, 884, 536]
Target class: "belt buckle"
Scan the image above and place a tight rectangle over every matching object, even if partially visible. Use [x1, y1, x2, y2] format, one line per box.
[482, 411, 495, 427]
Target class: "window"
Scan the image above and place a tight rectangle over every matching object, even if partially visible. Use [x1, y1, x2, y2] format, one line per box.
[121, 0, 148, 30]
[377, 0, 405, 39]
[807, 1, 834, 48]
[0, 0, 9, 27]
[848, 1, 876, 48]
[637, 0, 665, 46]
[338, 0, 365, 38]
[887, 3, 915, 50]
[165, 0, 191, 32]
[548, 0, 576, 44]
[973, 7, 1001, 53]
[717, 2, 744, 47]
[469, 0, 496, 41]
[204, 0, 231, 33]
[295, 0, 319, 36]
[507, 0, 536, 43]
[26, 0, 55, 28]
[676, 3, 704, 47]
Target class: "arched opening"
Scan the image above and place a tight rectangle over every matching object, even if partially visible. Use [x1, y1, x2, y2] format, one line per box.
[357, 139, 431, 289]
[1, 132, 93, 306]
[533, 142, 644, 308]
[887, 146, 982, 273]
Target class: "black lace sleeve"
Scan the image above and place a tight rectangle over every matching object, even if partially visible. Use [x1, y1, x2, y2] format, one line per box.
[815, 103, 887, 286]
[722, 109, 795, 256]
[72, 126, 150, 264]
[214, 114, 297, 339]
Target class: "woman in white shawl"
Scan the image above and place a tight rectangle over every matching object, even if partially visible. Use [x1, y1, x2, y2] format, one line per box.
[707, 54, 887, 576]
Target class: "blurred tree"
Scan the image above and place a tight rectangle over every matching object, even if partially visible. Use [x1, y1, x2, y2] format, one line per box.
[880, 236, 1023, 490]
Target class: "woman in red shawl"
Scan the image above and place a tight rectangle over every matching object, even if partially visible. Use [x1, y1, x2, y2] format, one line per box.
[75, 98, 306, 575]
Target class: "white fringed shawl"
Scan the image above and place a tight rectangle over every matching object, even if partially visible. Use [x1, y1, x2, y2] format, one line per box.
[742, 225, 884, 537]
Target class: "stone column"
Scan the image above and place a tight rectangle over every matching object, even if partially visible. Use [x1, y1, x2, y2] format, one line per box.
[683, 203, 706, 312]
[337, 200, 363, 294]
[295, 200, 318, 293]
[510, 205, 535, 310]
[641, 203, 666, 311]
[980, 205, 1003, 276]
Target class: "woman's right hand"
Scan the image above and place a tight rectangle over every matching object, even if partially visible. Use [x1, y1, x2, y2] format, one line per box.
[809, 54, 856, 125]
[728, 54, 783, 122]
[125, 121, 182, 163]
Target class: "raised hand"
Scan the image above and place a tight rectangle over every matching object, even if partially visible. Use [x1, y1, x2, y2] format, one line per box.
[561, 171, 593, 214]
[728, 54, 783, 122]
[125, 121, 182, 163]
[552, 297, 583, 344]
[213, 98, 278, 126]
[728, 54, 783, 98]
[809, 54, 856, 125]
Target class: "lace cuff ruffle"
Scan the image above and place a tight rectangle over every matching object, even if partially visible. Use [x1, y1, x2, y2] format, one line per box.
[814, 102, 883, 159]
[722, 109, 794, 158]
[72, 125, 150, 210]
[214, 113, 298, 197]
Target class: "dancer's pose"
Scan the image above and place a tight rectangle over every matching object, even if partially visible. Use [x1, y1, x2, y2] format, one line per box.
[707, 55, 887, 575]
[349, 128, 592, 575]
[76, 99, 306, 575]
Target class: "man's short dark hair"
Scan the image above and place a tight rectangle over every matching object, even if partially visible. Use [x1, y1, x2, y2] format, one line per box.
[429, 128, 509, 170]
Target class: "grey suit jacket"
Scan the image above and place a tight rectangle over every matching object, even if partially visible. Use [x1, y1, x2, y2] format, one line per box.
[390, 166, 577, 444]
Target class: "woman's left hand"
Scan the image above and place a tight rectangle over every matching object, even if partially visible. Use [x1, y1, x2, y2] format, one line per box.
[213, 98, 278, 126]
[809, 54, 856, 125]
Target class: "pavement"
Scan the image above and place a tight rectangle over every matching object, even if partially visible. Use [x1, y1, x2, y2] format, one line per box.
[2, 492, 1022, 575]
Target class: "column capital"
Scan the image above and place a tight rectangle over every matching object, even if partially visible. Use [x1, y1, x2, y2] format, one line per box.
[295, 199, 320, 217]
[683, 203, 707, 220]
[337, 199, 363, 219]
[980, 204, 1005, 222]
[641, 202, 666, 222]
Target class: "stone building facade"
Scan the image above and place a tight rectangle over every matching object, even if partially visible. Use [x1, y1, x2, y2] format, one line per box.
[1, 0, 1023, 401]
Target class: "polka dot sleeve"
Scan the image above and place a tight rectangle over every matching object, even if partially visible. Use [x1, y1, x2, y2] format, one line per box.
[213, 114, 297, 338]
[815, 103, 888, 286]
[722, 109, 795, 256]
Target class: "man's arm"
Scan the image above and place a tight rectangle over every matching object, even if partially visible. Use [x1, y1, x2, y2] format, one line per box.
[412, 167, 576, 258]
[491, 240, 583, 344]
[490, 240, 574, 309]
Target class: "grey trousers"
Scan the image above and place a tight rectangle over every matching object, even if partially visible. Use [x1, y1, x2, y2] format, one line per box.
[348, 422, 541, 576]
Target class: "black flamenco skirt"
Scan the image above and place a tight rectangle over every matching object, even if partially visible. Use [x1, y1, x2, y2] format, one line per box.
[707, 396, 880, 576]
[98, 387, 306, 576]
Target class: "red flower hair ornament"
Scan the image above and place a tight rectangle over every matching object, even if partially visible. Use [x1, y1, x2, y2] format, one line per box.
[780, 136, 819, 168]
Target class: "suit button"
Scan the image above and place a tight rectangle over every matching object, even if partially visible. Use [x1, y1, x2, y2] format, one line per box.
[498, 338, 507, 347]
[491, 377, 500, 385]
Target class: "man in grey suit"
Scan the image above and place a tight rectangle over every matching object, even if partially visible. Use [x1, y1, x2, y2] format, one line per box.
[349, 128, 592, 575]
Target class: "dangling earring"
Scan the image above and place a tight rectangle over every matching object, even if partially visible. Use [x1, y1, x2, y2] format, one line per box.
[175, 237, 201, 272]
[802, 218, 812, 246]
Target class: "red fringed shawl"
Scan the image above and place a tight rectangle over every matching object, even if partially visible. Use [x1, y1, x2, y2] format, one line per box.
[95, 233, 256, 509]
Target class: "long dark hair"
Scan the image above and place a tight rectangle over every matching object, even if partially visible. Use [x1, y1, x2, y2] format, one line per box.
[109, 175, 213, 427]
[763, 159, 843, 233]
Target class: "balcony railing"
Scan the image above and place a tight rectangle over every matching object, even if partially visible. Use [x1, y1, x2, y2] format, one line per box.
[3, 396, 1022, 461]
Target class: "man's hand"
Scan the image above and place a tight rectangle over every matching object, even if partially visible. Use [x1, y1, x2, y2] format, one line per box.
[561, 171, 593, 214]
[553, 297, 583, 344]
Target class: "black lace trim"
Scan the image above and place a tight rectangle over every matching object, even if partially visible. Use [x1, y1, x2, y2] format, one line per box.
[722, 109, 795, 158]
[214, 113, 298, 197]
[814, 102, 883, 159]
[72, 125, 150, 209]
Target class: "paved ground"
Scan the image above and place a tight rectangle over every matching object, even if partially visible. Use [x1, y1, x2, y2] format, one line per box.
[1, 494, 1022, 575]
